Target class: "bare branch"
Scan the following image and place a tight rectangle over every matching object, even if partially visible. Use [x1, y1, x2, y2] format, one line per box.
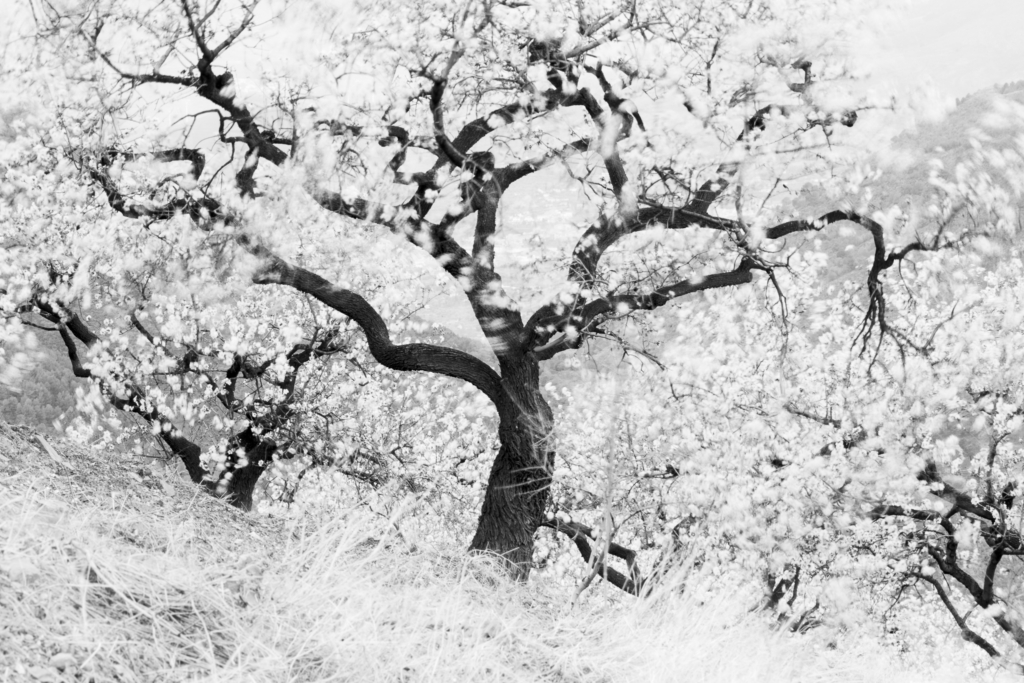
[917, 572, 1002, 659]
[498, 139, 592, 186]
[181, 0, 215, 62]
[209, 2, 256, 59]
[541, 515, 643, 595]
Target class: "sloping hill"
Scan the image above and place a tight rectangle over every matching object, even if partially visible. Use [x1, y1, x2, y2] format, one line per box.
[0, 420, 965, 682]
[885, 88, 1024, 205]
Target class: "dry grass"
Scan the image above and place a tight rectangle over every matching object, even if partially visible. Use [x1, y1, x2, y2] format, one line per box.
[0, 423, 982, 682]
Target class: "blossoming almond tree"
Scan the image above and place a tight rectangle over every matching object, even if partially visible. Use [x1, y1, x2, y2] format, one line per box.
[537, 114, 1024, 660]
[4, 0, 1015, 598]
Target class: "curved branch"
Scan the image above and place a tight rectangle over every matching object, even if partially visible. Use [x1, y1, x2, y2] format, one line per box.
[86, 143, 529, 367]
[444, 89, 595, 158]
[564, 206, 735, 294]
[917, 572, 1002, 659]
[767, 209, 893, 351]
[88, 148, 221, 222]
[430, 78, 469, 167]
[449, 102, 527, 153]
[497, 139, 592, 187]
[763, 209, 880, 240]
[150, 148, 207, 179]
[248, 245, 511, 417]
[541, 515, 643, 595]
[525, 205, 740, 353]
[532, 259, 755, 359]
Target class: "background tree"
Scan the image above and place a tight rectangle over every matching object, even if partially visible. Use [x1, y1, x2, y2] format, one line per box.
[535, 122, 1024, 661]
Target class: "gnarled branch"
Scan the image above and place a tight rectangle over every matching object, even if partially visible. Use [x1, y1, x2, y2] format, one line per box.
[247, 243, 513, 421]
[541, 515, 643, 595]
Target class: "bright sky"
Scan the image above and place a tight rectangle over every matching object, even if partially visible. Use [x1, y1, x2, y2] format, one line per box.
[882, 0, 1024, 96]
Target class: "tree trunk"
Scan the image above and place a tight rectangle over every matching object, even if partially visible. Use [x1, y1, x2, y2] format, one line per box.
[218, 432, 275, 511]
[470, 355, 554, 579]
[222, 454, 268, 511]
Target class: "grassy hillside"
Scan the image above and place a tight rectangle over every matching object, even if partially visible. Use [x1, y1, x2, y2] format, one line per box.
[0, 421, 984, 682]
[883, 87, 1024, 207]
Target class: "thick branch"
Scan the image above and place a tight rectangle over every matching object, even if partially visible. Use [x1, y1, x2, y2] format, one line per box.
[529, 253, 753, 358]
[87, 143, 529, 377]
[249, 246, 512, 420]
[430, 78, 469, 167]
[984, 548, 1004, 606]
[443, 88, 595, 157]
[583, 262, 755, 319]
[869, 505, 943, 523]
[55, 324, 94, 379]
[497, 139, 592, 187]
[553, 205, 736, 301]
[541, 516, 643, 595]
[449, 103, 527, 154]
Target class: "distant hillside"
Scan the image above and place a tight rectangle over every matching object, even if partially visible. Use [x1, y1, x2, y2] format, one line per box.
[0, 330, 82, 434]
[792, 88, 1024, 287]
[888, 87, 1024, 201]
[958, 80, 1024, 106]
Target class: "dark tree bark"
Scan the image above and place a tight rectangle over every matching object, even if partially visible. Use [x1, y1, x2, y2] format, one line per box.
[222, 431, 278, 511]
[470, 356, 555, 574]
